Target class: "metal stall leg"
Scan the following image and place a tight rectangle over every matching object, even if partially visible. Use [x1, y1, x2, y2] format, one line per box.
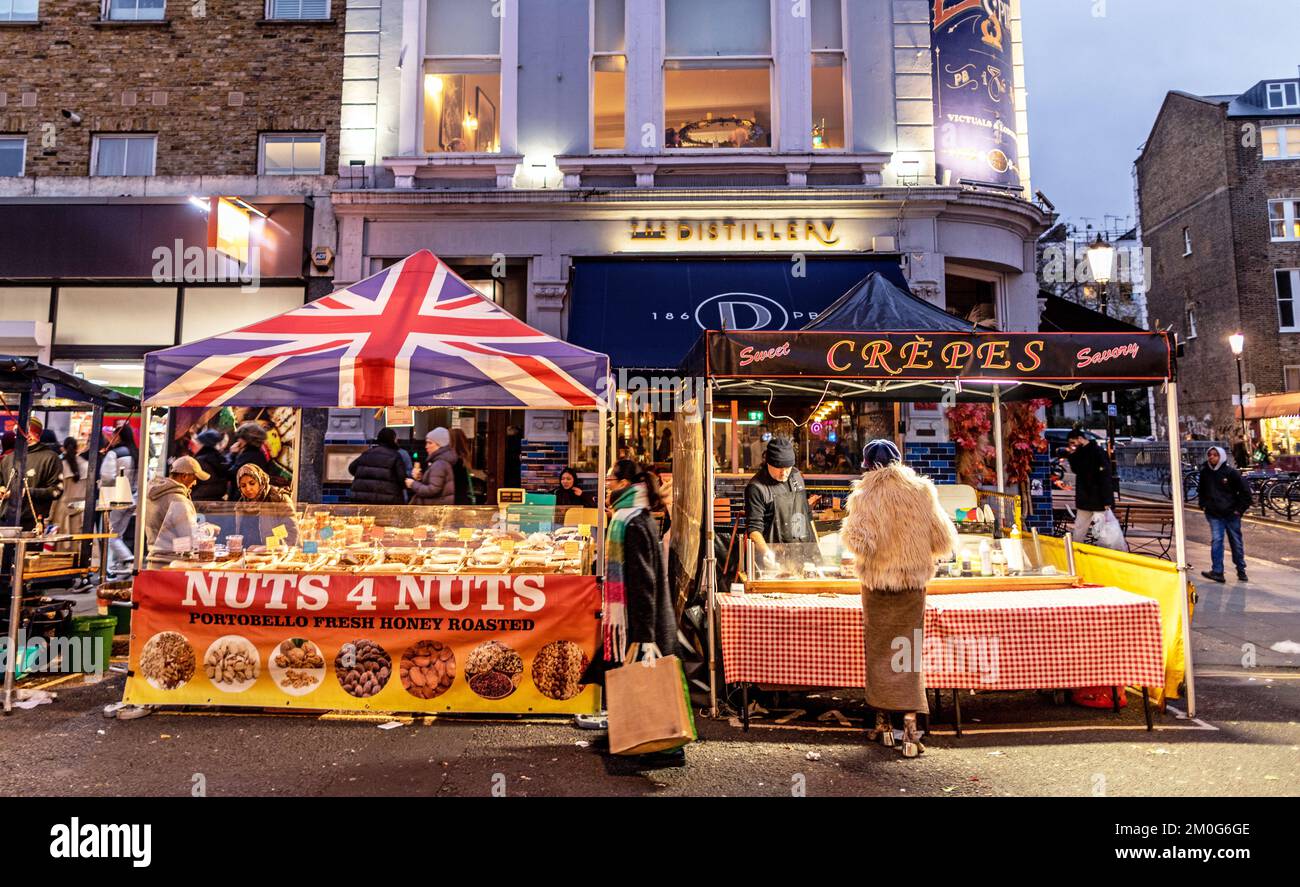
[1142, 687, 1153, 731]
[952, 689, 963, 738]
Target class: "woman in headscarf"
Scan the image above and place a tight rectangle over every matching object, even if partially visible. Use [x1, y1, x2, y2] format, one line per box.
[839, 440, 957, 758]
[234, 463, 300, 547]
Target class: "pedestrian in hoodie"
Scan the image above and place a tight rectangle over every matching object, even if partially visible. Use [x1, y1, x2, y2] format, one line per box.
[407, 427, 458, 506]
[1197, 446, 1253, 583]
[144, 455, 209, 565]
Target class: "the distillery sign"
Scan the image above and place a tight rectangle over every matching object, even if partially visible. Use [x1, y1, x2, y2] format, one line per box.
[628, 219, 841, 246]
[706, 331, 1174, 383]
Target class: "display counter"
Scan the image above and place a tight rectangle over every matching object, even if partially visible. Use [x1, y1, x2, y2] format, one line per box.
[125, 501, 602, 715]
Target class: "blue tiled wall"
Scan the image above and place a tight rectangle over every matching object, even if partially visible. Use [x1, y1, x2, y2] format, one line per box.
[905, 442, 958, 484]
[321, 482, 352, 504]
[1026, 454, 1056, 533]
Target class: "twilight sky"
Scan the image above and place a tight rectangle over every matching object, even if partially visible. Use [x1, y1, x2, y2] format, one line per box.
[1020, 0, 1300, 235]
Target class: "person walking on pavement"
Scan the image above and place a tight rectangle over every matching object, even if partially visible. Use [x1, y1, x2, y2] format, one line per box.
[406, 427, 457, 506]
[99, 424, 138, 573]
[840, 440, 957, 758]
[190, 429, 231, 501]
[348, 427, 408, 505]
[1198, 446, 1253, 583]
[1064, 428, 1115, 543]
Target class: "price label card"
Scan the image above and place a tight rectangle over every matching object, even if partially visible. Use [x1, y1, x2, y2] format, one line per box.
[272, 524, 288, 539]
[319, 526, 334, 540]
[499, 538, 516, 552]
[578, 524, 591, 537]
[458, 527, 474, 541]
[265, 536, 282, 550]
[564, 541, 581, 558]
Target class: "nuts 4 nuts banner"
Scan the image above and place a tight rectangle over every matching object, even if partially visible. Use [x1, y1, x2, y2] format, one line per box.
[123, 570, 601, 714]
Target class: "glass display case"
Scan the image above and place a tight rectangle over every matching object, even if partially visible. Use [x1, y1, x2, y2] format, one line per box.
[146, 501, 596, 576]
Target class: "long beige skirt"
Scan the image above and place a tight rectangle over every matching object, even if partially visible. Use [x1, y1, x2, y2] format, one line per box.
[861, 587, 929, 714]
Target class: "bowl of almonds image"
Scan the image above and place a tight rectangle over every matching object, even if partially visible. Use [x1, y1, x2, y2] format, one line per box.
[399, 639, 456, 700]
[202, 635, 261, 693]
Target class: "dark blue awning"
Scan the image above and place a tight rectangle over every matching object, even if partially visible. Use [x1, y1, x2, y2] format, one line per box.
[568, 257, 907, 369]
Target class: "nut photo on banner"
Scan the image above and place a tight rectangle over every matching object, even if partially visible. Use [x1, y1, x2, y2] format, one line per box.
[203, 635, 261, 692]
[334, 639, 392, 699]
[270, 638, 327, 694]
[464, 640, 524, 700]
[400, 639, 456, 700]
[139, 631, 196, 691]
[531, 640, 589, 701]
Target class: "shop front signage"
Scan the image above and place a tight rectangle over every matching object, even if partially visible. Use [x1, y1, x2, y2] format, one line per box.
[628, 219, 841, 247]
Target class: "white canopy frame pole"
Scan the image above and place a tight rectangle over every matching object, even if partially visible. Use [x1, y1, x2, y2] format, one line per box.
[133, 405, 154, 564]
[704, 380, 718, 717]
[993, 385, 1005, 495]
[595, 394, 609, 577]
[1165, 380, 1196, 718]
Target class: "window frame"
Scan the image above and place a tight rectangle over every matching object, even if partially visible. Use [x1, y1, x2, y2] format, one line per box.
[102, 0, 165, 21]
[0, 0, 39, 22]
[258, 132, 326, 175]
[418, 0, 505, 156]
[1284, 364, 1300, 393]
[1269, 199, 1300, 242]
[1262, 124, 1300, 160]
[662, 0, 777, 153]
[90, 133, 157, 176]
[809, 0, 848, 153]
[589, 0, 627, 153]
[1277, 269, 1300, 333]
[264, 0, 330, 20]
[1266, 82, 1300, 111]
[0, 135, 26, 176]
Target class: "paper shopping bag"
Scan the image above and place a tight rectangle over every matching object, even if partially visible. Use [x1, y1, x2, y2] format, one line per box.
[606, 654, 697, 755]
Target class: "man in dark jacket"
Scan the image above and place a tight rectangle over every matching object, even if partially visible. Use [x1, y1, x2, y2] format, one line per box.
[348, 427, 408, 505]
[1197, 446, 1253, 583]
[190, 429, 231, 501]
[1065, 428, 1115, 543]
[0, 421, 63, 531]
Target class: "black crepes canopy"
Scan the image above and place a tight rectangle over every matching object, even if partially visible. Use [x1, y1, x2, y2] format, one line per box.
[802, 272, 975, 333]
[0, 356, 140, 411]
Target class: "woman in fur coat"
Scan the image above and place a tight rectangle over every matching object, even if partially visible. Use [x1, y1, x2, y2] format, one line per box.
[839, 440, 958, 757]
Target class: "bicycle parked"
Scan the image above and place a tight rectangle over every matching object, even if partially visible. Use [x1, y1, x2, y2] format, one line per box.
[1246, 471, 1300, 520]
[1159, 462, 1199, 503]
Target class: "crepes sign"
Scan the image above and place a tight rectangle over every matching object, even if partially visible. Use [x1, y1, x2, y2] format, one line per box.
[706, 331, 1174, 382]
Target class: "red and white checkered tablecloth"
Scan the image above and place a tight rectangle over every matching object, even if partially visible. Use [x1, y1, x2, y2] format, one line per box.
[718, 587, 1165, 691]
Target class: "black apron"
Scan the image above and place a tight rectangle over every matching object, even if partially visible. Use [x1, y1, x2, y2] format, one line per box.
[761, 472, 821, 565]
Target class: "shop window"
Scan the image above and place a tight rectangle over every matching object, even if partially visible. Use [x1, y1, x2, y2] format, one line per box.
[181, 286, 306, 342]
[1262, 125, 1300, 160]
[1277, 270, 1298, 332]
[423, 0, 501, 154]
[1285, 365, 1300, 393]
[0, 0, 37, 22]
[591, 0, 625, 151]
[664, 0, 772, 150]
[266, 0, 327, 19]
[103, 0, 163, 20]
[0, 287, 50, 321]
[0, 136, 24, 176]
[810, 0, 845, 151]
[67, 360, 146, 391]
[260, 133, 325, 175]
[54, 287, 177, 346]
[944, 275, 996, 326]
[1269, 199, 1300, 242]
[91, 134, 156, 176]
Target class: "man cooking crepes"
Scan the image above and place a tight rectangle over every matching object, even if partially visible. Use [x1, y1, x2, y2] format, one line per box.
[744, 436, 819, 570]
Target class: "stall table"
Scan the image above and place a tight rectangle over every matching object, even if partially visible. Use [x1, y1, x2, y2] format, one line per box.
[718, 585, 1165, 733]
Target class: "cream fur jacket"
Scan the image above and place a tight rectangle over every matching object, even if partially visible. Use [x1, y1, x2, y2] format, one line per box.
[839, 463, 958, 591]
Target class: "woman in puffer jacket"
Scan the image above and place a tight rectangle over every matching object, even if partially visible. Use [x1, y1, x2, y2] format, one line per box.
[406, 427, 457, 507]
[839, 440, 957, 759]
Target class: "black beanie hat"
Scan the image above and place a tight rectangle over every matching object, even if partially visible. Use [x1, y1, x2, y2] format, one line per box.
[765, 436, 796, 468]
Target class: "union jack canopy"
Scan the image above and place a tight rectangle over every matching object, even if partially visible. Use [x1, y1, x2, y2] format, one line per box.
[144, 250, 610, 409]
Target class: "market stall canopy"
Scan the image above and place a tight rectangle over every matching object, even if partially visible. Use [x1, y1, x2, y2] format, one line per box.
[1039, 294, 1147, 334]
[0, 355, 139, 411]
[1244, 391, 1300, 421]
[802, 272, 975, 333]
[680, 329, 1175, 403]
[144, 250, 610, 409]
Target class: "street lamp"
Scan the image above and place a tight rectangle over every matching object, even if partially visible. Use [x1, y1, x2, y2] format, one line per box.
[1087, 233, 1119, 474]
[1230, 332, 1249, 458]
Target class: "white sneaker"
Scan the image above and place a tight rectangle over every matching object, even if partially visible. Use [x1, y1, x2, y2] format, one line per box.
[115, 705, 153, 720]
[574, 713, 608, 730]
[102, 701, 128, 718]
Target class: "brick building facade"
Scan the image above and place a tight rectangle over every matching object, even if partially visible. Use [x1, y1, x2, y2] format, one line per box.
[1137, 78, 1300, 440]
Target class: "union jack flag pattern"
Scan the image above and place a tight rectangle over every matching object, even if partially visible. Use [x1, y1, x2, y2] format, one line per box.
[145, 250, 609, 409]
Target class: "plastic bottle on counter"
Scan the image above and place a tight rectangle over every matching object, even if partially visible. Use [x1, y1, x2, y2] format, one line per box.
[1002, 527, 1025, 573]
[979, 538, 993, 577]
